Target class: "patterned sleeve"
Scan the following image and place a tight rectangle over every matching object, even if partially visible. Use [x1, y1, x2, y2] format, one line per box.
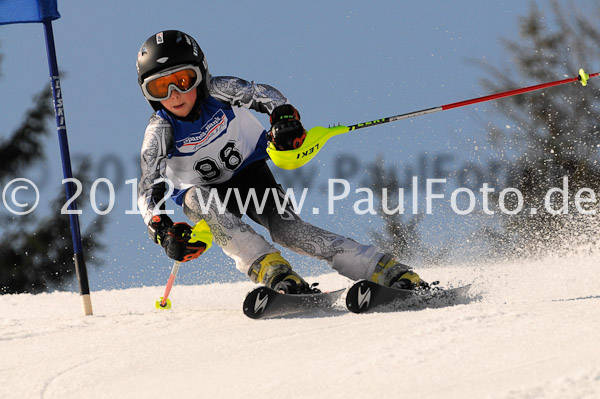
[137, 113, 175, 225]
[208, 76, 288, 114]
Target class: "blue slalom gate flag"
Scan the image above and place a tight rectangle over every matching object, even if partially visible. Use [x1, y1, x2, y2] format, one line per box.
[0, 0, 60, 25]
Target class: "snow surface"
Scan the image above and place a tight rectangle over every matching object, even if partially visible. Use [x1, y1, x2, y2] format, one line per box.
[2, 252, 600, 399]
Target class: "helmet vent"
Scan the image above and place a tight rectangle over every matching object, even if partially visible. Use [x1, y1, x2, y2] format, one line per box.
[156, 57, 169, 64]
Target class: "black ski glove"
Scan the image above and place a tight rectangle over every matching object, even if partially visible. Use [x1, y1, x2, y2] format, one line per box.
[148, 215, 207, 262]
[268, 104, 307, 151]
[162, 222, 207, 262]
[148, 214, 174, 244]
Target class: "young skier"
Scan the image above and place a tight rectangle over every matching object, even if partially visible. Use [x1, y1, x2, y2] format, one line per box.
[136, 30, 423, 294]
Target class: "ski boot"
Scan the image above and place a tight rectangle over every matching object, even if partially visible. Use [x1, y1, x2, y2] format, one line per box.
[248, 252, 318, 294]
[370, 254, 424, 290]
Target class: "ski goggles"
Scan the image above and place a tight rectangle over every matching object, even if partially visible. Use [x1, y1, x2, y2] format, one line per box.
[141, 65, 202, 101]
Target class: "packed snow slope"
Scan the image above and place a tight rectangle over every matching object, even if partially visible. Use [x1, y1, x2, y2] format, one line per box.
[2, 252, 600, 399]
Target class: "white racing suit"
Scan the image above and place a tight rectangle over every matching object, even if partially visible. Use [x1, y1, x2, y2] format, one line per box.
[138, 76, 383, 281]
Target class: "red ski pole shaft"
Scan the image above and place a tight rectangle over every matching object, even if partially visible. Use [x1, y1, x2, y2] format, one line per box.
[348, 69, 599, 131]
[442, 73, 598, 110]
[160, 261, 181, 307]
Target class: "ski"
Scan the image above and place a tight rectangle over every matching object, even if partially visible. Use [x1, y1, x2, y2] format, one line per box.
[243, 286, 345, 319]
[345, 279, 471, 314]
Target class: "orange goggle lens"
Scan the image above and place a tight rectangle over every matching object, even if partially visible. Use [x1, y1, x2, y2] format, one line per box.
[144, 67, 199, 100]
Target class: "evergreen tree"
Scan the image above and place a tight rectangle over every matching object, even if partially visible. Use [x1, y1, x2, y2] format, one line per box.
[478, 0, 600, 256]
[365, 156, 429, 262]
[372, 1, 600, 263]
[0, 57, 107, 294]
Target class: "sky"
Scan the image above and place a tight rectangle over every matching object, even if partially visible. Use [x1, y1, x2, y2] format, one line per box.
[0, 0, 592, 291]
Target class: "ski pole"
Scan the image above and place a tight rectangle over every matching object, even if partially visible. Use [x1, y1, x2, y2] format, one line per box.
[267, 68, 598, 170]
[155, 220, 213, 310]
[156, 260, 181, 309]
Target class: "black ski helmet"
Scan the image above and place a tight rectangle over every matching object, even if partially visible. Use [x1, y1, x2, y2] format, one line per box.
[136, 30, 209, 112]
